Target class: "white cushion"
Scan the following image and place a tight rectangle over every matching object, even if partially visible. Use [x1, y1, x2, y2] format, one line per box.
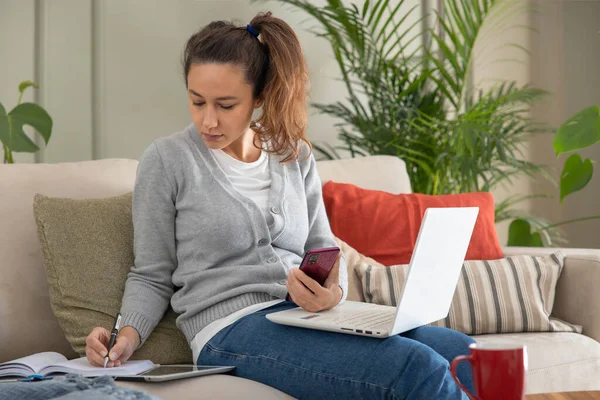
[316, 155, 412, 194]
[474, 332, 600, 394]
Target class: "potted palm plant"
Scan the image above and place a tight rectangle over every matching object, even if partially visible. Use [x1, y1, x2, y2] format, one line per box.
[272, 0, 600, 246]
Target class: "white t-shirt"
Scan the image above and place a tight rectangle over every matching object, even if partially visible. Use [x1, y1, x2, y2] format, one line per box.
[210, 148, 274, 225]
[191, 149, 282, 363]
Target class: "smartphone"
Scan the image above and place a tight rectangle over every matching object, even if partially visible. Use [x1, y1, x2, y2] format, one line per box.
[298, 246, 340, 286]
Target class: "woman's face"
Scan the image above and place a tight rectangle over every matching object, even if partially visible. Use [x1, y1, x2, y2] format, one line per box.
[187, 63, 261, 151]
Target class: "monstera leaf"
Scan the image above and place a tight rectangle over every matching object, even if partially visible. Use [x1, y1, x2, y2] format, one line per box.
[552, 105, 600, 202]
[560, 154, 593, 202]
[0, 102, 52, 153]
[507, 219, 544, 247]
[553, 105, 600, 155]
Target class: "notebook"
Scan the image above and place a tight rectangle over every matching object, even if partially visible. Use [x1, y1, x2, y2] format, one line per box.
[0, 352, 155, 378]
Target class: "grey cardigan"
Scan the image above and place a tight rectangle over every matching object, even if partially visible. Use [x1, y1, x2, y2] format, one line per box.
[120, 124, 348, 344]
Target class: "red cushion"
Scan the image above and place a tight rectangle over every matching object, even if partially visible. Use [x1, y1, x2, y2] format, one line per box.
[322, 181, 503, 266]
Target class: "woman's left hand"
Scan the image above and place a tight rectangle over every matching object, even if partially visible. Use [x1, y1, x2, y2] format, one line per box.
[286, 254, 342, 313]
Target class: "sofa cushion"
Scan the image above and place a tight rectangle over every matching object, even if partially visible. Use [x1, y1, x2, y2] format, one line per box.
[322, 182, 503, 266]
[33, 192, 192, 364]
[117, 374, 294, 400]
[473, 332, 600, 394]
[0, 159, 138, 363]
[357, 253, 582, 335]
[316, 155, 412, 194]
[334, 237, 384, 302]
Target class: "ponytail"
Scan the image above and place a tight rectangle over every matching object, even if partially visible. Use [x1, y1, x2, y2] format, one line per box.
[249, 12, 311, 161]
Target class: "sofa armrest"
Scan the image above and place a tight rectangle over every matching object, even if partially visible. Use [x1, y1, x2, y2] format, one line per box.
[503, 246, 600, 343]
[502, 246, 600, 259]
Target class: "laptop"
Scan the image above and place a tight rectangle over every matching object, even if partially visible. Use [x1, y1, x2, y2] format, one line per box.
[266, 207, 479, 338]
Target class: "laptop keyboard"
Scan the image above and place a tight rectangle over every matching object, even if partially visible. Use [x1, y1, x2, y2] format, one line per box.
[320, 309, 395, 330]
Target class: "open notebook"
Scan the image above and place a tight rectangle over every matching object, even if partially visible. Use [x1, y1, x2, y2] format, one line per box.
[0, 352, 155, 378]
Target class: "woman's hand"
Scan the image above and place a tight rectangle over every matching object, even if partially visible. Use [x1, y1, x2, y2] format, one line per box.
[287, 254, 342, 312]
[85, 326, 140, 367]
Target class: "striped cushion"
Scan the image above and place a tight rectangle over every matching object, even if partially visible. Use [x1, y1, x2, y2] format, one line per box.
[356, 252, 582, 335]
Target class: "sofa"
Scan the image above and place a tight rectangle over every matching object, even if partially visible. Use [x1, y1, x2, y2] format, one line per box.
[1, 154, 599, 399]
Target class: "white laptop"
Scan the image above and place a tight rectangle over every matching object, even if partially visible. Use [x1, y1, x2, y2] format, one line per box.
[266, 207, 479, 338]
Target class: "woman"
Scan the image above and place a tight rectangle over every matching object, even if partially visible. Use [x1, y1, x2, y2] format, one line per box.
[85, 12, 474, 399]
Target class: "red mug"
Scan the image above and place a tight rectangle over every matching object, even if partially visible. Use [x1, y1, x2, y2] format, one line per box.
[451, 343, 527, 400]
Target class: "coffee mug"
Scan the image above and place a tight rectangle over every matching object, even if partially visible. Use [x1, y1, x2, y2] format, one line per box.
[451, 342, 527, 400]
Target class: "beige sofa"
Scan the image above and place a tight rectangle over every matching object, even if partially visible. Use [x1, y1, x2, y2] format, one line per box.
[1, 155, 599, 399]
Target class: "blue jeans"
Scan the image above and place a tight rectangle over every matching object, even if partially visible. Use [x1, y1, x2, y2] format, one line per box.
[198, 301, 474, 399]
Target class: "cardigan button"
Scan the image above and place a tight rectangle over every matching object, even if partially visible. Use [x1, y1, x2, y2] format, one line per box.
[271, 206, 281, 214]
[267, 257, 278, 264]
[258, 238, 269, 246]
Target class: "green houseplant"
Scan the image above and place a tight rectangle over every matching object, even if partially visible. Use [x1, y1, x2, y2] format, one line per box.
[0, 80, 53, 163]
[273, 0, 600, 247]
[274, 0, 552, 237]
[506, 105, 600, 246]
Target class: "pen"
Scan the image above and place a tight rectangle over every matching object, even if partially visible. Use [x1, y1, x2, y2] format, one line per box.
[104, 313, 122, 368]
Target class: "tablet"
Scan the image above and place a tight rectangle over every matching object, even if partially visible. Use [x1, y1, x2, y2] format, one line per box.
[116, 364, 235, 382]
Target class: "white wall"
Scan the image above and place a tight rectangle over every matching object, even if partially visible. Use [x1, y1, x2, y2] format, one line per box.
[94, 0, 346, 159]
[471, 1, 533, 243]
[0, 0, 37, 163]
[559, 1, 600, 248]
[529, 0, 600, 249]
[0, 0, 424, 162]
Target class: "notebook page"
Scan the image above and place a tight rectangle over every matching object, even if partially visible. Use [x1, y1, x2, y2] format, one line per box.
[41, 357, 155, 377]
[0, 352, 67, 375]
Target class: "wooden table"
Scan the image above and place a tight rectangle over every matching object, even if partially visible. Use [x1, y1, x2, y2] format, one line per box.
[527, 392, 600, 399]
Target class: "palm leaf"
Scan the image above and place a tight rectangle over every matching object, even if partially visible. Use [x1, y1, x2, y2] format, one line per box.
[428, 0, 532, 113]
[270, 0, 551, 212]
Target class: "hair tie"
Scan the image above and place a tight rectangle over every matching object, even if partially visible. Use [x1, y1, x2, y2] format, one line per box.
[246, 24, 259, 38]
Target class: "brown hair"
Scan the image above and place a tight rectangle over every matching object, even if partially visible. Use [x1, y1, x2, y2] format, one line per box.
[182, 12, 311, 162]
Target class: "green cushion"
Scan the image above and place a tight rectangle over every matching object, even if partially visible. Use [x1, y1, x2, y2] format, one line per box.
[33, 192, 192, 363]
